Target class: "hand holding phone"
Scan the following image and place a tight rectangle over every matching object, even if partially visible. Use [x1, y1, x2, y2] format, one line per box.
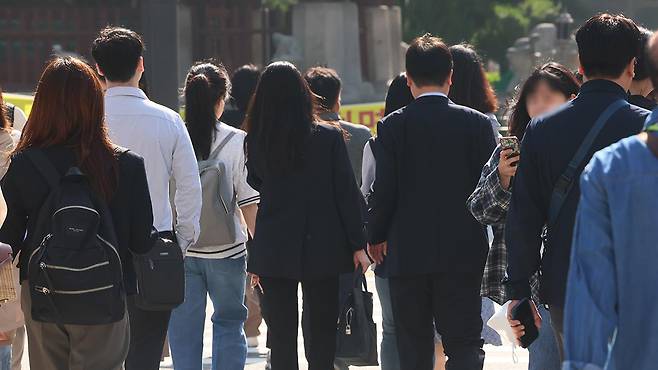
[509, 298, 540, 348]
[500, 136, 520, 158]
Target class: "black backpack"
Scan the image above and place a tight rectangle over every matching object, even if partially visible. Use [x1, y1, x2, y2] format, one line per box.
[25, 150, 125, 325]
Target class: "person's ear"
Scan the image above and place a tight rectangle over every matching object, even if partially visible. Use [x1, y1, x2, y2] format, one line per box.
[96, 64, 105, 77]
[137, 56, 145, 74]
[215, 98, 226, 118]
[446, 70, 453, 87]
[628, 57, 637, 78]
[406, 74, 413, 89]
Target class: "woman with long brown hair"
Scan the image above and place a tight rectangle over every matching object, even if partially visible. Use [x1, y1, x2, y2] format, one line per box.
[0, 57, 155, 370]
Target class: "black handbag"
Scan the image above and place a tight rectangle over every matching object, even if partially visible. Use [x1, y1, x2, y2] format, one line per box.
[335, 267, 378, 366]
[133, 232, 185, 311]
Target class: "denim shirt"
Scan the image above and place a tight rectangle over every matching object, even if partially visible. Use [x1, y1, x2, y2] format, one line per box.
[563, 128, 658, 369]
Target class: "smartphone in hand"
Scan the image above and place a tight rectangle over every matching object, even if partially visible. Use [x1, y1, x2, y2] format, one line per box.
[500, 136, 520, 156]
[500, 136, 521, 167]
[511, 298, 539, 348]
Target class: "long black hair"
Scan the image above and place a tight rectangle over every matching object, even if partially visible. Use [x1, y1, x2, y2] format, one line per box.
[448, 44, 498, 114]
[385, 73, 414, 116]
[244, 62, 317, 174]
[184, 61, 231, 160]
[507, 62, 580, 139]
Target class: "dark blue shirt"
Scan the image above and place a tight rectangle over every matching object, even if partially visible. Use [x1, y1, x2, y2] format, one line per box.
[505, 80, 650, 306]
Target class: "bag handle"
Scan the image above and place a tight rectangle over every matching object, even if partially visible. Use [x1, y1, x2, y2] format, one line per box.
[547, 99, 628, 226]
[352, 265, 369, 293]
[207, 131, 237, 162]
[25, 149, 61, 190]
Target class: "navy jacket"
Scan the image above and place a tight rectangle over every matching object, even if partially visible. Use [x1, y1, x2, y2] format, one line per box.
[505, 80, 650, 306]
[246, 123, 366, 280]
[367, 95, 496, 277]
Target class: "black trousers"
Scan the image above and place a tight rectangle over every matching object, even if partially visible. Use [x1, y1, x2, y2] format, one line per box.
[389, 272, 485, 370]
[259, 276, 339, 370]
[125, 295, 172, 370]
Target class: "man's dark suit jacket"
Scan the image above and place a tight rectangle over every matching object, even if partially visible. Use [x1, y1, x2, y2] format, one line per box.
[505, 80, 650, 307]
[367, 94, 496, 277]
[246, 123, 366, 280]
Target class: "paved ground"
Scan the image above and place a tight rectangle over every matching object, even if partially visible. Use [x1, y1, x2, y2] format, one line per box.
[14, 272, 528, 369]
[159, 273, 529, 370]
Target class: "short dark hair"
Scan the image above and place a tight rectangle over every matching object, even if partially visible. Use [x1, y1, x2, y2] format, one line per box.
[304, 67, 342, 111]
[406, 34, 452, 87]
[634, 27, 654, 81]
[231, 64, 260, 112]
[91, 27, 145, 82]
[575, 14, 641, 79]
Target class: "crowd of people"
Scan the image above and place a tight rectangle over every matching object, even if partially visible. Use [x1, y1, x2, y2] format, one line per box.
[0, 11, 654, 370]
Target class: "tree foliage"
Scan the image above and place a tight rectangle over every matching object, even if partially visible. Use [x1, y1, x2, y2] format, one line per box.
[398, 0, 560, 71]
[263, 0, 298, 11]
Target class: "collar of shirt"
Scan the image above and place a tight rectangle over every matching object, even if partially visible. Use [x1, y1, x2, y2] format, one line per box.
[579, 79, 627, 97]
[105, 86, 148, 100]
[319, 111, 341, 122]
[417, 92, 448, 99]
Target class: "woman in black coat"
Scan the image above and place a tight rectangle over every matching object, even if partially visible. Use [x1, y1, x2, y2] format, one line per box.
[244, 62, 370, 370]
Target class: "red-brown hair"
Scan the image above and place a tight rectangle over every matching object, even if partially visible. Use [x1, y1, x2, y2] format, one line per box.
[0, 87, 9, 131]
[15, 57, 118, 200]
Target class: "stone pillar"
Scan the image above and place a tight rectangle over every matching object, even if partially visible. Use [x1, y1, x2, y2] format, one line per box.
[141, 0, 180, 110]
[177, 3, 193, 87]
[292, 2, 370, 102]
[362, 5, 403, 91]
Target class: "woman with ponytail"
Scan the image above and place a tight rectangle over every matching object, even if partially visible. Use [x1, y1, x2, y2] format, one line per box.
[168, 61, 259, 370]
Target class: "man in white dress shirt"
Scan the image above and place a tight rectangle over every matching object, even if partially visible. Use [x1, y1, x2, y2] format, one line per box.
[92, 27, 202, 370]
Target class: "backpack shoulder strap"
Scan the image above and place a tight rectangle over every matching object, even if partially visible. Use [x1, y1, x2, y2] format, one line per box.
[548, 99, 628, 226]
[25, 149, 61, 189]
[207, 131, 237, 161]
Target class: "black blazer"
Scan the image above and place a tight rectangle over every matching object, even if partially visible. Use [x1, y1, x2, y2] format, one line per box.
[0, 147, 157, 294]
[505, 80, 650, 306]
[368, 95, 496, 277]
[246, 123, 366, 280]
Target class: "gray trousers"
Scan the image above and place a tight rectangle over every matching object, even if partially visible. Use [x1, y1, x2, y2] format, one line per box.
[21, 282, 129, 370]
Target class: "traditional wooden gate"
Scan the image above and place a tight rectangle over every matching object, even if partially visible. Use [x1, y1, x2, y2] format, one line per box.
[0, 1, 140, 92]
[188, 0, 263, 73]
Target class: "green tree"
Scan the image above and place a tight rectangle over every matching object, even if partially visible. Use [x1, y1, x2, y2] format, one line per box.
[399, 0, 560, 71]
[263, 0, 298, 11]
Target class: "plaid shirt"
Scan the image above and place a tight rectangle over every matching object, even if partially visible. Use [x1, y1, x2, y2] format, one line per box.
[467, 146, 540, 304]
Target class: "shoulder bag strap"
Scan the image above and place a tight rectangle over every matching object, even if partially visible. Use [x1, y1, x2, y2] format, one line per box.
[645, 117, 658, 157]
[547, 99, 628, 226]
[207, 131, 237, 162]
[24, 149, 61, 190]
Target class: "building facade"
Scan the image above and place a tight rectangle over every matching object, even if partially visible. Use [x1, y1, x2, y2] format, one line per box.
[0, 0, 401, 108]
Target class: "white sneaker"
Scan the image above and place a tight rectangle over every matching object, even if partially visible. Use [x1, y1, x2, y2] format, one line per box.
[247, 336, 259, 348]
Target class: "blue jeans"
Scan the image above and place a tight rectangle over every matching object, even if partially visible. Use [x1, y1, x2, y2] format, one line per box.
[375, 276, 400, 370]
[169, 256, 248, 370]
[528, 305, 561, 370]
[0, 345, 9, 370]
